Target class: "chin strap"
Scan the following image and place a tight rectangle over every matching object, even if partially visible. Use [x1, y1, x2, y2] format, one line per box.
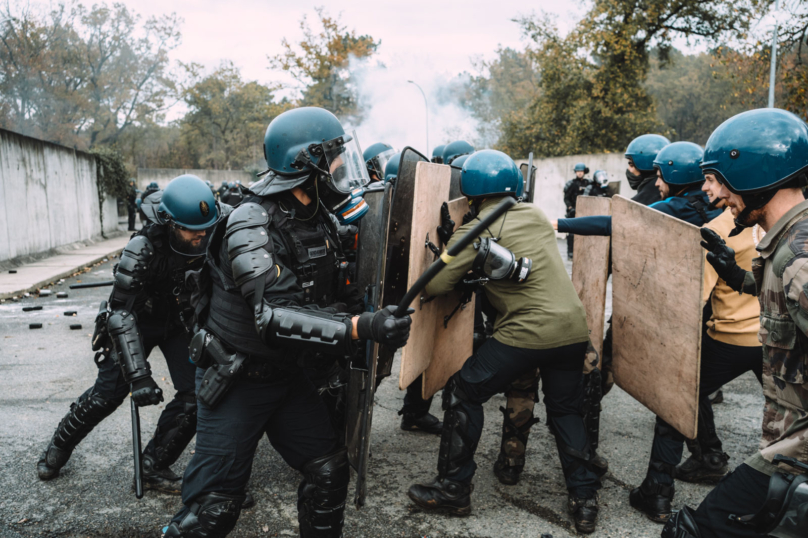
[728, 189, 779, 237]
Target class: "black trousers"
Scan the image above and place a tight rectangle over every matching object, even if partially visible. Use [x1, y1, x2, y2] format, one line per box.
[692, 463, 770, 538]
[450, 338, 600, 498]
[176, 367, 338, 512]
[127, 206, 136, 230]
[82, 318, 195, 461]
[649, 333, 763, 485]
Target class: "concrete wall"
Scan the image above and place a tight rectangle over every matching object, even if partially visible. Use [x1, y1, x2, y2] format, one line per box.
[0, 128, 118, 262]
[515, 153, 633, 223]
[137, 168, 254, 191]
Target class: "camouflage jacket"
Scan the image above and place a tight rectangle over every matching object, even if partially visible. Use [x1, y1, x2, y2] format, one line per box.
[742, 199, 808, 475]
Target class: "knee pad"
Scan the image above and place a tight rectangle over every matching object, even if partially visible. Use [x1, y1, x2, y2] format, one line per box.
[298, 448, 349, 538]
[166, 492, 245, 538]
[441, 375, 470, 411]
[661, 505, 702, 538]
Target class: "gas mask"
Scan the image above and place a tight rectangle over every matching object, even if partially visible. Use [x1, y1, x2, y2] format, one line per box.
[318, 131, 371, 224]
[472, 237, 532, 283]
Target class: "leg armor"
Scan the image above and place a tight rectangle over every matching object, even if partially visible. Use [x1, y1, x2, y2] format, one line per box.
[582, 369, 603, 450]
[495, 371, 540, 484]
[297, 447, 350, 538]
[37, 390, 120, 480]
[438, 376, 478, 479]
[146, 392, 198, 470]
[661, 506, 702, 538]
[163, 492, 245, 538]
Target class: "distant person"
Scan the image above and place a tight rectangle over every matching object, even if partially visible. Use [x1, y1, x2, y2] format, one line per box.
[126, 179, 138, 231]
[139, 182, 160, 224]
[562, 163, 590, 260]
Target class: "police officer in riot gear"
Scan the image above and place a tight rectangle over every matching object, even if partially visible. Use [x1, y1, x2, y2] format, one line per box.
[126, 179, 138, 231]
[163, 107, 412, 538]
[441, 140, 474, 166]
[625, 134, 670, 206]
[563, 163, 590, 259]
[664, 108, 808, 538]
[583, 170, 610, 197]
[363, 142, 397, 182]
[139, 181, 160, 224]
[36, 175, 223, 495]
[407, 150, 602, 534]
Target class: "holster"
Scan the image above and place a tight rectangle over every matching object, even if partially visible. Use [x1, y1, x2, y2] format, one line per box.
[195, 330, 247, 409]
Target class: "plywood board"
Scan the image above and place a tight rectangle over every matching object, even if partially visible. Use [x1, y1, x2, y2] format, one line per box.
[611, 196, 703, 439]
[571, 196, 612, 370]
[399, 162, 475, 398]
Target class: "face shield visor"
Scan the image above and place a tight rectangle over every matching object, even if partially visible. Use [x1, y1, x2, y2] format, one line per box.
[472, 237, 532, 283]
[169, 223, 212, 257]
[322, 131, 371, 195]
[367, 148, 397, 181]
[594, 170, 610, 188]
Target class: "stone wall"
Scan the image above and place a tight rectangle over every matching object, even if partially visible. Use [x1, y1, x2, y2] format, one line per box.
[137, 168, 254, 190]
[515, 153, 634, 222]
[0, 128, 118, 263]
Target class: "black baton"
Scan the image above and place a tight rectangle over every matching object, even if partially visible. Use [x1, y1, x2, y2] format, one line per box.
[70, 280, 115, 289]
[394, 196, 516, 317]
[130, 390, 144, 499]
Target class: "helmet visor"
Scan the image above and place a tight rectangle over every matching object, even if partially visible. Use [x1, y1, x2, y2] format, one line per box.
[368, 148, 397, 179]
[594, 170, 610, 187]
[323, 131, 371, 194]
[169, 224, 212, 257]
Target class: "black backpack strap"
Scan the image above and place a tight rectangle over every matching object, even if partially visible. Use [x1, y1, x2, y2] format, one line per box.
[686, 195, 711, 224]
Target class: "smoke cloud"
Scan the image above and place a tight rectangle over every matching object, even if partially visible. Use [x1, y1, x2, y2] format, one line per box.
[345, 54, 493, 159]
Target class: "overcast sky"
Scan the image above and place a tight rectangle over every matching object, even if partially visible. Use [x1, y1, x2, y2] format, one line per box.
[117, 0, 587, 90]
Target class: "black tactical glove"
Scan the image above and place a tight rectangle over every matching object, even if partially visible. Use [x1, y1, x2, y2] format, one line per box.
[437, 202, 456, 246]
[462, 205, 478, 225]
[700, 227, 747, 292]
[131, 376, 164, 407]
[357, 305, 414, 349]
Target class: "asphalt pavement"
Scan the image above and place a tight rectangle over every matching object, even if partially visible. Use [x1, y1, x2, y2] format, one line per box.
[0, 241, 764, 538]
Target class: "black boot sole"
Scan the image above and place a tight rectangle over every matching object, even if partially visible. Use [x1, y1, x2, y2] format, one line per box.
[37, 466, 61, 481]
[629, 497, 671, 524]
[400, 424, 442, 435]
[407, 490, 471, 516]
[574, 521, 596, 534]
[135, 480, 182, 495]
[675, 469, 728, 485]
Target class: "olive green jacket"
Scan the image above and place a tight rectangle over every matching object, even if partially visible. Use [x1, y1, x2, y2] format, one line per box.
[424, 197, 590, 350]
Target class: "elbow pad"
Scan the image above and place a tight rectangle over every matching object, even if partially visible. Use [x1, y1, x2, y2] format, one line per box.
[107, 310, 150, 382]
[255, 304, 354, 356]
[114, 235, 154, 294]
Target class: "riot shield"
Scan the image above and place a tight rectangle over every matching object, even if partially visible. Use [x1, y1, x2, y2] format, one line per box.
[346, 180, 393, 508]
[398, 162, 475, 398]
[519, 152, 537, 203]
[571, 196, 612, 371]
[611, 196, 703, 439]
[379, 147, 430, 377]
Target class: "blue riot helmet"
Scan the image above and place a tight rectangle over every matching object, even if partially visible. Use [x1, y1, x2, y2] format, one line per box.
[384, 152, 402, 182]
[593, 170, 610, 188]
[363, 142, 397, 181]
[653, 141, 705, 187]
[701, 108, 808, 195]
[460, 149, 523, 199]
[573, 162, 589, 174]
[442, 140, 475, 165]
[261, 107, 371, 223]
[625, 134, 671, 172]
[155, 175, 221, 256]
[431, 144, 446, 164]
[449, 154, 470, 169]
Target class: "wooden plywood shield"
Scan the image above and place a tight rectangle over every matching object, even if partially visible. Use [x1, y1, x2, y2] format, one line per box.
[571, 196, 612, 372]
[611, 196, 703, 439]
[399, 161, 475, 399]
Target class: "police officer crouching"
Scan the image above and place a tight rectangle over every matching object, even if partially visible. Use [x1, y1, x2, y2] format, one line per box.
[37, 175, 222, 494]
[163, 107, 412, 538]
[407, 150, 602, 534]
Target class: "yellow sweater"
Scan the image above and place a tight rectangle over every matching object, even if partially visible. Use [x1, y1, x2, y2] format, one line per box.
[702, 209, 761, 347]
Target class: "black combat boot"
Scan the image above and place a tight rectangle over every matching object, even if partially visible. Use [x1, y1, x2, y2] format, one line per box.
[37, 391, 119, 480]
[400, 412, 443, 435]
[493, 452, 523, 486]
[408, 477, 473, 516]
[141, 453, 183, 495]
[629, 476, 674, 523]
[676, 449, 729, 484]
[163, 492, 245, 538]
[568, 495, 599, 534]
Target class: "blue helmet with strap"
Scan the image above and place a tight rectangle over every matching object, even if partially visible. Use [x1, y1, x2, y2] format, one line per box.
[700, 108, 808, 195]
[431, 144, 446, 164]
[383, 152, 401, 182]
[653, 141, 704, 186]
[573, 162, 589, 173]
[625, 134, 671, 172]
[157, 175, 219, 230]
[460, 150, 523, 199]
[442, 140, 474, 165]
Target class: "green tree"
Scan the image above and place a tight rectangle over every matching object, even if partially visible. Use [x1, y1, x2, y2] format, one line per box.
[268, 7, 378, 120]
[501, 0, 760, 157]
[179, 62, 290, 171]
